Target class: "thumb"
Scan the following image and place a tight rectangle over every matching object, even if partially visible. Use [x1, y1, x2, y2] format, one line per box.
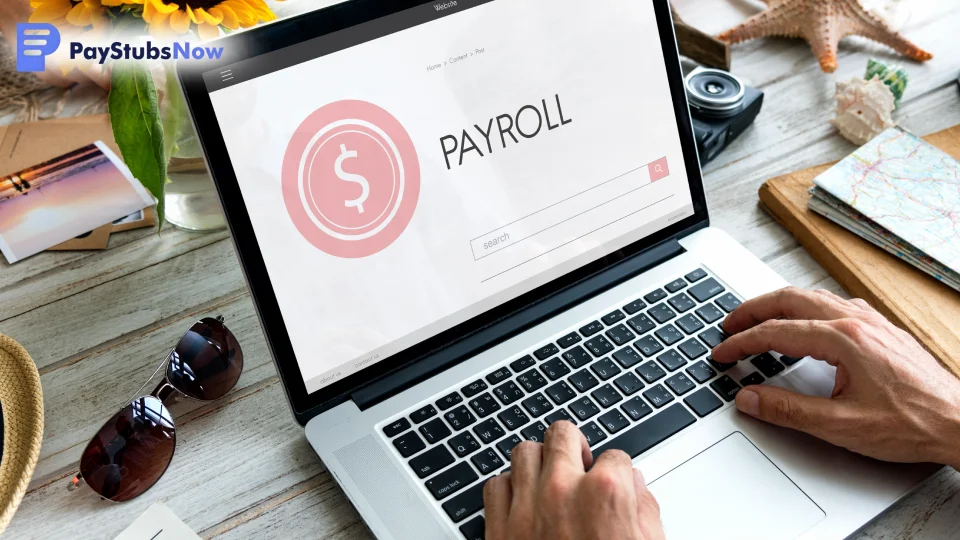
[736, 385, 836, 436]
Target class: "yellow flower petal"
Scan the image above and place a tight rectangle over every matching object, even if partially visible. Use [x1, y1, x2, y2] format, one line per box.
[101, 0, 129, 6]
[65, 4, 93, 26]
[185, 5, 198, 24]
[198, 22, 220, 40]
[29, 0, 73, 23]
[195, 8, 223, 25]
[209, 6, 238, 30]
[169, 9, 191, 33]
[147, 10, 173, 37]
[225, 1, 256, 27]
[150, 0, 179, 15]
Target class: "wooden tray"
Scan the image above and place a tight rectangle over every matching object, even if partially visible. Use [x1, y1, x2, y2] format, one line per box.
[758, 125, 960, 377]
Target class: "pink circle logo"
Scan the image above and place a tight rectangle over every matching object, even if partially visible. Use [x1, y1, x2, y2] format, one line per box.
[282, 100, 421, 258]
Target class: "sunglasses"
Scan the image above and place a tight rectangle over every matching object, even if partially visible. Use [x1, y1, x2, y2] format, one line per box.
[68, 316, 243, 502]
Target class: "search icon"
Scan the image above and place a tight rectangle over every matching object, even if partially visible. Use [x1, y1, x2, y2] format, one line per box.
[648, 157, 670, 182]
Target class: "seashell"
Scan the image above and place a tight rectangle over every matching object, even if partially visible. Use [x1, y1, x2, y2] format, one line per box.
[831, 76, 896, 145]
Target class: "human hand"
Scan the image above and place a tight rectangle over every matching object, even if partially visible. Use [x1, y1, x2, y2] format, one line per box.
[712, 287, 960, 469]
[483, 421, 664, 540]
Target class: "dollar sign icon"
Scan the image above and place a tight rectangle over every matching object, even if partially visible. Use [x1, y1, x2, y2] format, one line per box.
[335, 144, 370, 214]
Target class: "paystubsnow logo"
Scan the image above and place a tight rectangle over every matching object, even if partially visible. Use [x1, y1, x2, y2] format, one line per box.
[16, 22, 223, 72]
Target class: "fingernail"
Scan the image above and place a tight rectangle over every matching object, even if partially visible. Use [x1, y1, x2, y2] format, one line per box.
[737, 389, 760, 417]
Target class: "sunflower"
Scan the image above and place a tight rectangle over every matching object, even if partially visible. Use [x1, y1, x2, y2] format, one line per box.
[140, 0, 277, 39]
[29, 0, 109, 29]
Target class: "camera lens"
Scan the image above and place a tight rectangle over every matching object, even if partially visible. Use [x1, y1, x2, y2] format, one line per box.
[685, 68, 746, 118]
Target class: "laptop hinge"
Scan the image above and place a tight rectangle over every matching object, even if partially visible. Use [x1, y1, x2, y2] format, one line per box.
[351, 237, 686, 410]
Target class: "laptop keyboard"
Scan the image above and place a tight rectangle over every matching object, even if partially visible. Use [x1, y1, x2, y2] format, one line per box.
[378, 267, 796, 539]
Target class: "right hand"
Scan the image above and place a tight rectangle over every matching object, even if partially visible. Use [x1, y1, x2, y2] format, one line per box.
[712, 287, 960, 469]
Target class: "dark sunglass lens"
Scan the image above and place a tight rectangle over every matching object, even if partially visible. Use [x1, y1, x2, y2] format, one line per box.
[80, 396, 175, 502]
[166, 317, 243, 400]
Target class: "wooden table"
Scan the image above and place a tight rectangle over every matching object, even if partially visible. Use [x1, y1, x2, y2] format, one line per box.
[2, 1, 959, 538]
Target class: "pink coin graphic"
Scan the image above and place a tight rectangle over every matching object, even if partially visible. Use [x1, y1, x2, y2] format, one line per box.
[282, 100, 420, 258]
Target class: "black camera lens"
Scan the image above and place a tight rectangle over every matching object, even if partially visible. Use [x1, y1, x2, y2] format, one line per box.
[685, 69, 746, 118]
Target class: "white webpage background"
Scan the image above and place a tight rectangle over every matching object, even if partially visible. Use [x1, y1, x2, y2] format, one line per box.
[209, 0, 694, 392]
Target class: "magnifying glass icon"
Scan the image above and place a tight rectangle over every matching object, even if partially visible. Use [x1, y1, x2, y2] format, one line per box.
[655, 165, 663, 173]
[648, 157, 669, 181]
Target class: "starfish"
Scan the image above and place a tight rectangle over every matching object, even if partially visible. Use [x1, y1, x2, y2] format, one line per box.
[716, 0, 933, 73]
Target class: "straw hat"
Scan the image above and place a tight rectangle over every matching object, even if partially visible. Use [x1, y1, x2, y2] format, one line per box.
[0, 335, 44, 533]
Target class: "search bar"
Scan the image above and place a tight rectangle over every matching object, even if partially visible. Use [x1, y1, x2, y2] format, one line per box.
[469, 157, 670, 261]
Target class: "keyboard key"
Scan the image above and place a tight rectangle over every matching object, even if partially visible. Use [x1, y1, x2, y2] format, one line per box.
[545, 381, 577, 405]
[634, 335, 664, 357]
[383, 418, 411, 437]
[740, 372, 765, 387]
[584, 335, 615, 357]
[715, 293, 742, 313]
[521, 421, 548, 442]
[654, 324, 684, 346]
[688, 277, 725, 303]
[468, 393, 501, 418]
[695, 303, 724, 324]
[710, 375, 741, 402]
[626, 313, 656, 335]
[393, 431, 426, 458]
[544, 408, 578, 426]
[516, 368, 548, 392]
[436, 392, 463, 411]
[562, 345, 593, 369]
[461, 380, 488, 398]
[579, 320, 604, 337]
[612, 345, 642, 368]
[496, 434, 523, 461]
[569, 369, 600, 392]
[591, 384, 624, 408]
[592, 403, 696, 459]
[685, 361, 717, 384]
[665, 278, 687, 293]
[648, 303, 677, 324]
[569, 396, 601, 421]
[445, 405, 477, 431]
[598, 409, 631, 434]
[486, 368, 511, 385]
[540, 357, 571, 381]
[779, 354, 804, 366]
[665, 372, 695, 396]
[590, 358, 621, 380]
[534, 343, 560, 360]
[668, 293, 695, 313]
[684, 387, 724, 418]
[498, 406, 530, 431]
[411, 404, 437, 424]
[493, 381, 525, 405]
[521, 393, 554, 417]
[601, 310, 626, 325]
[509, 355, 536, 373]
[675, 314, 705, 335]
[751, 353, 785, 377]
[442, 480, 485, 523]
[557, 332, 582, 349]
[644, 288, 667, 303]
[606, 324, 636, 346]
[643, 384, 674, 408]
[420, 417, 452, 444]
[410, 445, 455, 479]
[470, 448, 504, 475]
[614, 372, 644, 395]
[678, 338, 708, 360]
[425, 461, 478, 500]
[656, 350, 686, 371]
[473, 418, 505, 444]
[708, 355, 736, 372]
[580, 421, 608, 446]
[685, 268, 708, 283]
[460, 515, 486, 539]
[698, 327, 727, 349]
[621, 396, 653, 421]
[623, 298, 646, 315]
[636, 361, 666, 383]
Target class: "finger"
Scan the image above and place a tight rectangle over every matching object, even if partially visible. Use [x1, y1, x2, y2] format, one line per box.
[483, 473, 512, 540]
[849, 298, 878, 313]
[736, 384, 840, 439]
[542, 420, 592, 476]
[508, 441, 543, 509]
[590, 448, 634, 480]
[723, 287, 859, 335]
[634, 469, 666, 540]
[712, 319, 851, 366]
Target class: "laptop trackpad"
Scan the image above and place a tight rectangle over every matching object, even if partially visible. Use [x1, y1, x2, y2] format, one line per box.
[648, 432, 825, 540]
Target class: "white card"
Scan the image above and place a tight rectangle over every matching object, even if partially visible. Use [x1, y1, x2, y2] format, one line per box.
[114, 502, 201, 540]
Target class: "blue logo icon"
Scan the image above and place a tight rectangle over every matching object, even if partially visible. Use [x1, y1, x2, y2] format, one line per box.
[16, 23, 61, 72]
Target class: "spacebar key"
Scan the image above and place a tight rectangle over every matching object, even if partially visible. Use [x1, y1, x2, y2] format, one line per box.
[591, 403, 696, 460]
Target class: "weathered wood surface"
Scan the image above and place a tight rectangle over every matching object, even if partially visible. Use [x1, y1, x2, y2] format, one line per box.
[1, 0, 959, 538]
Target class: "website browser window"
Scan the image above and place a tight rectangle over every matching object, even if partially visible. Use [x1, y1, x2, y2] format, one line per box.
[206, 0, 695, 393]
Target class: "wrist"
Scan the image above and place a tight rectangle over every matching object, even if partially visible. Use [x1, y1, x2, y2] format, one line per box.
[932, 393, 960, 469]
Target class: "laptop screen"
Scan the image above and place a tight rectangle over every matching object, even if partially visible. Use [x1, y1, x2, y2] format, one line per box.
[204, 0, 695, 394]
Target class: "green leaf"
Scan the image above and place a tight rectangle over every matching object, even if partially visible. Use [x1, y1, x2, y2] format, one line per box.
[109, 63, 167, 229]
[161, 62, 185, 158]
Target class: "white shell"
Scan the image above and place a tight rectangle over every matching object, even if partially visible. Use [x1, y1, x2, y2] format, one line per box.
[831, 76, 896, 145]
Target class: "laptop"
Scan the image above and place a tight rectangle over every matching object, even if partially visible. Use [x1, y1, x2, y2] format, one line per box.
[178, 0, 940, 538]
